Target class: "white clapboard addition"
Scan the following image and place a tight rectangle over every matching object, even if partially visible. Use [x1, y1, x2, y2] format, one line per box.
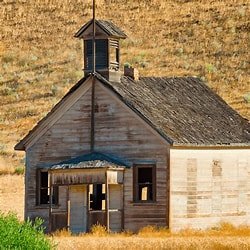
[170, 148, 250, 231]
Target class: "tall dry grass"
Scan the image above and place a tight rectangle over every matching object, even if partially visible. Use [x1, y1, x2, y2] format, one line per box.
[0, 175, 24, 219]
[52, 223, 250, 250]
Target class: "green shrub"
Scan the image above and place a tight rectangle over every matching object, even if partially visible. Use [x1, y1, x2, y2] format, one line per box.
[0, 213, 53, 249]
[1, 53, 16, 64]
[14, 166, 25, 175]
[243, 93, 250, 103]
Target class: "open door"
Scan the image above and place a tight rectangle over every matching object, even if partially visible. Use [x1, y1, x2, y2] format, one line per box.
[69, 185, 87, 233]
[108, 184, 123, 232]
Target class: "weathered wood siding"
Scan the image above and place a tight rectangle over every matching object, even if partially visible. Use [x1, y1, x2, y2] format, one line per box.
[94, 82, 169, 232]
[170, 148, 250, 231]
[25, 78, 169, 232]
[25, 85, 92, 227]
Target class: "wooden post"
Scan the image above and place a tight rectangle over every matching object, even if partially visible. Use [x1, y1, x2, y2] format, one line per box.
[67, 186, 70, 231]
[67, 200, 71, 231]
[121, 184, 125, 231]
[105, 171, 110, 232]
[92, 0, 96, 73]
[90, 76, 95, 152]
[49, 172, 53, 233]
[90, 0, 96, 153]
[166, 150, 170, 228]
[86, 184, 89, 232]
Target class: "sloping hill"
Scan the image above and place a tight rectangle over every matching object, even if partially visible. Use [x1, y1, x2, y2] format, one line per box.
[0, 0, 249, 167]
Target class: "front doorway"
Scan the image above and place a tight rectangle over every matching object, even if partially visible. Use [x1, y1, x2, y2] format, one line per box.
[69, 185, 87, 233]
[88, 184, 106, 229]
[49, 168, 124, 233]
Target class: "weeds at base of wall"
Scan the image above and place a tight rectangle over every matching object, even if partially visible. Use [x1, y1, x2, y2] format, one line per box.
[52, 222, 250, 238]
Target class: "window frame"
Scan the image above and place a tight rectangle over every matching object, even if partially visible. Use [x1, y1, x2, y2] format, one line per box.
[133, 164, 156, 203]
[36, 169, 59, 206]
[84, 39, 109, 70]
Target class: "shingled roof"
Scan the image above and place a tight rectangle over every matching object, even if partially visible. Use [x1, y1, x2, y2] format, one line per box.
[95, 73, 250, 145]
[15, 73, 250, 150]
[75, 19, 127, 39]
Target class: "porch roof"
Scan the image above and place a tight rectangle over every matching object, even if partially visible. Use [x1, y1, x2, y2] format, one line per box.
[50, 152, 130, 170]
[50, 160, 126, 170]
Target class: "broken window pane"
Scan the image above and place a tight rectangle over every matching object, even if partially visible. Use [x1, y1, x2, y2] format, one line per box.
[38, 171, 58, 205]
[89, 184, 106, 211]
[134, 165, 155, 202]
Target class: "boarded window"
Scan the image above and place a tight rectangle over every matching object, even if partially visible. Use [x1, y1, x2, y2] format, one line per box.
[89, 184, 105, 210]
[37, 170, 58, 205]
[133, 165, 156, 202]
[85, 39, 108, 70]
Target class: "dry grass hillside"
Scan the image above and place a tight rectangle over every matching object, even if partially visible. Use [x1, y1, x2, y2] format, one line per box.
[0, 0, 249, 168]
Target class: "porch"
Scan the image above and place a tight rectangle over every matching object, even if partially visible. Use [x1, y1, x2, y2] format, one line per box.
[47, 155, 126, 233]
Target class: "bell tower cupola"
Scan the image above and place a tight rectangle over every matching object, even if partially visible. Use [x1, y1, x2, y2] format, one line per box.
[75, 19, 127, 82]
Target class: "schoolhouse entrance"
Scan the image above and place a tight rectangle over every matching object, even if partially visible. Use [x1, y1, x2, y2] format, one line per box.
[48, 164, 125, 233]
[88, 184, 106, 229]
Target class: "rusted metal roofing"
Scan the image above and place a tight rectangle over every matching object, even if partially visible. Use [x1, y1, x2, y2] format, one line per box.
[50, 160, 122, 170]
[50, 152, 129, 170]
[75, 19, 127, 39]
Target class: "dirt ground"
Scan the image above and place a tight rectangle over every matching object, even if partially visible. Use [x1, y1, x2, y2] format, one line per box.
[0, 174, 24, 219]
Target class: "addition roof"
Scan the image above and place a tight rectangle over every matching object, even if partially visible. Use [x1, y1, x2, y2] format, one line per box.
[75, 19, 127, 39]
[15, 73, 250, 150]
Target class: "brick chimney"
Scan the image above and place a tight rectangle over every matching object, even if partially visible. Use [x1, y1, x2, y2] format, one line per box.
[124, 65, 139, 81]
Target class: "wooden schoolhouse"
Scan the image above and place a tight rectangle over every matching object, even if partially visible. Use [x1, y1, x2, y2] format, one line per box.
[15, 19, 250, 233]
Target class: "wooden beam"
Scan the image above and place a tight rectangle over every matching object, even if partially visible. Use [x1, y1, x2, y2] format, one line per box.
[122, 184, 125, 231]
[90, 76, 95, 152]
[166, 149, 170, 228]
[86, 184, 90, 232]
[67, 186, 70, 231]
[105, 172, 110, 232]
[92, 0, 96, 73]
[49, 173, 53, 233]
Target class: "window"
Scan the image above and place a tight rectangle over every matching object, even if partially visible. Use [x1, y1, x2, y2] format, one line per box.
[84, 39, 108, 70]
[37, 170, 58, 205]
[110, 47, 119, 64]
[133, 165, 156, 202]
[89, 184, 106, 210]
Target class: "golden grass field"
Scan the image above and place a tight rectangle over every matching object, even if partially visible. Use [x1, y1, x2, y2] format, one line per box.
[0, 0, 249, 170]
[53, 235, 250, 250]
[0, 174, 24, 219]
